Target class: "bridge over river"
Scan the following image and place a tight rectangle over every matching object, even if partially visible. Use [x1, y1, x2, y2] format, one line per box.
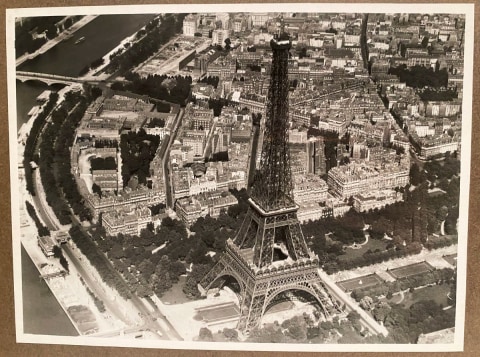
[16, 71, 87, 86]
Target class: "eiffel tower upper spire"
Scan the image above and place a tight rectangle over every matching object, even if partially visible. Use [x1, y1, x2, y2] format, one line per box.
[249, 31, 295, 212]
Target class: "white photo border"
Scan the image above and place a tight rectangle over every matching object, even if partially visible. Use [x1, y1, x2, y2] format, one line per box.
[6, 2, 474, 352]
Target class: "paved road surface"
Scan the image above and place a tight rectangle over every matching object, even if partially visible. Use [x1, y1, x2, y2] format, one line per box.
[62, 244, 131, 325]
[163, 108, 184, 209]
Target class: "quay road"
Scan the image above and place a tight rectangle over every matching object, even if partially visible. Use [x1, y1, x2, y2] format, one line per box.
[162, 107, 185, 209]
[32, 170, 58, 231]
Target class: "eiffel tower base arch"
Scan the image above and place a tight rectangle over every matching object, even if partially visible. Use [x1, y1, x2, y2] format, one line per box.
[198, 202, 343, 333]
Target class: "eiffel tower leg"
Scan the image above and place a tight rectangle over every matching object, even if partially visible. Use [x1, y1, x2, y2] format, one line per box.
[237, 291, 267, 332]
[198, 258, 227, 296]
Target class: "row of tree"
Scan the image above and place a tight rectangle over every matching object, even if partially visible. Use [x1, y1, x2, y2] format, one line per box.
[112, 73, 192, 106]
[38, 99, 77, 225]
[198, 76, 220, 89]
[38, 91, 92, 224]
[104, 14, 186, 75]
[52, 245, 69, 273]
[23, 91, 58, 196]
[79, 277, 105, 313]
[324, 243, 423, 274]
[350, 267, 455, 302]
[78, 57, 105, 77]
[24, 201, 50, 237]
[70, 225, 132, 299]
[418, 88, 458, 101]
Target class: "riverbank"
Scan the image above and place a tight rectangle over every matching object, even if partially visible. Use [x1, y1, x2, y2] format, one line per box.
[21, 245, 78, 336]
[15, 86, 125, 336]
[18, 168, 125, 337]
[16, 15, 99, 67]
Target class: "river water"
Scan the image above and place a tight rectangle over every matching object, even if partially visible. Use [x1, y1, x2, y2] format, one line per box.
[17, 13, 155, 336]
[21, 246, 78, 336]
[18, 14, 156, 76]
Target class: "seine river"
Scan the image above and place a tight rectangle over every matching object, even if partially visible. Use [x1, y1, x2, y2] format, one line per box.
[17, 13, 156, 335]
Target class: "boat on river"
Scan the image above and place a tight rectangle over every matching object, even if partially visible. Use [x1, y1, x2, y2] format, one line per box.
[74, 36, 86, 45]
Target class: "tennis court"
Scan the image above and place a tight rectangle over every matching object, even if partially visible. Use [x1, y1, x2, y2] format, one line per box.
[337, 274, 384, 292]
[388, 261, 435, 279]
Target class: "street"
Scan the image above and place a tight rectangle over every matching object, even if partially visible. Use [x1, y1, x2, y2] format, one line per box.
[163, 108, 184, 208]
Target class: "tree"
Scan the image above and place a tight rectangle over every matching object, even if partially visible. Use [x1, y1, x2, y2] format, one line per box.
[53, 245, 69, 272]
[183, 264, 213, 298]
[109, 244, 125, 260]
[224, 38, 232, 50]
[92, 183, 102, 197]
[282, 315, 308, 341]
[45, 23, 58, 39]
[222, 328, 238, 341]
[138, 260, 155, 278]
[421, 36, 429, 48]
[359, 296, 374, 311]
[198, 327, 214, 341]
[373, 301, 391, 324]
[287, 323, 307, 341]
[409, 163, 424, 186]
[346, 310, 362, 331]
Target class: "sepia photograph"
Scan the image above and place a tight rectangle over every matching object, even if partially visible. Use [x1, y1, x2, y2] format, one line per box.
[6, 3, 474, 352]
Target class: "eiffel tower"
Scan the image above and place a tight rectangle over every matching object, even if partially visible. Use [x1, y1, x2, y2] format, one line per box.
[198, 32, 342, 333]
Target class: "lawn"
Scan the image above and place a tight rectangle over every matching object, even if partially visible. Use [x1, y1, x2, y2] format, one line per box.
[338, 238, 388, 262]
[160, 275, 192, 305]
[399, 284, 452, 309]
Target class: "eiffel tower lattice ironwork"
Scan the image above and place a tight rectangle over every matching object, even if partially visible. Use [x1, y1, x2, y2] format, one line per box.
[198, 32, 343, 333]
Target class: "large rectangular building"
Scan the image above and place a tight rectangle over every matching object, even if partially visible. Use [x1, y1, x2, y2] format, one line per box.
[327, 161, 409, 198]
[175, 190, 238, 227]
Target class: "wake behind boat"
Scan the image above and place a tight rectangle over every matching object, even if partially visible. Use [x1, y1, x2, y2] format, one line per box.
[74, 36, 85, 45]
